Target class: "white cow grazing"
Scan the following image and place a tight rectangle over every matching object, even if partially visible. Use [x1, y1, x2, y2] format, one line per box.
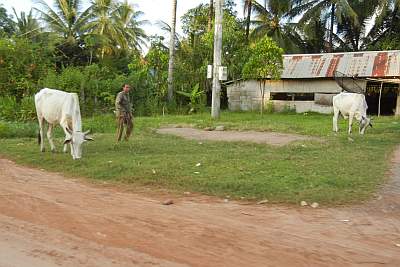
[34, 88, 93, 159]
[332, 92, 372, 135]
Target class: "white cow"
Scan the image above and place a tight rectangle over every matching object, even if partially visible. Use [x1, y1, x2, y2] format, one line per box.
[332, 92, 372, 135]
[34, 88, 93, 159]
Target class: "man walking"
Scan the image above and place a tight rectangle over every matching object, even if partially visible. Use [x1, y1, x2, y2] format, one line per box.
[115, 84, 133, 141]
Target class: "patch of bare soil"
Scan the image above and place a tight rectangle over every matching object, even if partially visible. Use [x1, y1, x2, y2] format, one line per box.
[157, 127, 318, 146]
[0, 154, 399, 267]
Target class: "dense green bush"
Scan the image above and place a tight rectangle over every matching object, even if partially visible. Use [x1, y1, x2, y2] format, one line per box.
[0, 96, 36, 122]
[0, 120, 37, 138]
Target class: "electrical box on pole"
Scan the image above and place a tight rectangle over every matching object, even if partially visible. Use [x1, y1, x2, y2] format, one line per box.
[218, 66, 227, 81]
[207, 65, 213, 79]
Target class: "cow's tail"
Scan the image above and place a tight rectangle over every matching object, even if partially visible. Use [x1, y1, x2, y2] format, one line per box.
[37, 131, 41, 145]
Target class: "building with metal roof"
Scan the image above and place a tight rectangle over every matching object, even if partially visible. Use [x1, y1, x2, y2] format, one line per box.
[227, 50, 400, 115]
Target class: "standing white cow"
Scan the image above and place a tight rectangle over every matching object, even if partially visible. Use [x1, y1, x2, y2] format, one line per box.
[34, 88, 93, 159]
[332, 92, 372, 135]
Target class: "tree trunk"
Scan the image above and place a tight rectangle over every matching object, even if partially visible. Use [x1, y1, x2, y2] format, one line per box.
[264, 0, 267, 8]
[211, 0, 223, 119]
[208, 0, 214, 32]
[328, 3, 335, 52]
[89, 50, 93, 65]
[245, 0, 252, 40]
[80, 80, 85, 104]
[167, 0, 178, 103]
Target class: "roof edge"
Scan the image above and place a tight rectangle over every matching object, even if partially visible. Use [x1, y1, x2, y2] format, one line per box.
[283, 50, 400, 57]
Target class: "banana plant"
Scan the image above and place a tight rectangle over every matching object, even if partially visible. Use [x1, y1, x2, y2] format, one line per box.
[176, 83, 204, 113]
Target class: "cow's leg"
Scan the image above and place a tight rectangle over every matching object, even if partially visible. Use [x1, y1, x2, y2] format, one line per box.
[47, 124, 56, 152]
[348, 113, 354, 134]
[60, 122, 70, 153]
[38, 116, 45, 152]
[333, 108, 340, 132]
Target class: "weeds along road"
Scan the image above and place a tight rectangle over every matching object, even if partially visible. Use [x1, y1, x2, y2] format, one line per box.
[0, 155, 399, 267]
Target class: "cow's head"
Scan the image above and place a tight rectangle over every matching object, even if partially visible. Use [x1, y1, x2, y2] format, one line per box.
[64, 129, 93, 160]
[360, 116, 373, 134]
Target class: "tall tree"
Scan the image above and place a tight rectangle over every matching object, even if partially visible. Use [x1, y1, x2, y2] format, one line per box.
[243, 0, 253, 40]
[113, 0, 148, 52]
[242, 36, 283, 115]
[86, 0, 118, 57]
[251, 0, 302, 53]
[208, 0, 214, 32]
[289, 0, 357, 52]
[366, 0, 400, 50]
[336, 0, 377, 51]
[34, 0, 91, 43]
[12, 8, 41, 40]
[167, 0, 177, 103]
[0, 5, 15, 36]
[299, 15, 327, 53]
[181, 4, 209, 46]
[87, 0, 147, 57]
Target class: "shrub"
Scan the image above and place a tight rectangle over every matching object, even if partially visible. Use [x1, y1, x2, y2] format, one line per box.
[0, 121, 37, 138]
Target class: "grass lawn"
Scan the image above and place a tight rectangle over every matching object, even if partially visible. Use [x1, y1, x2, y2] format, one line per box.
[1, 111, 400, 205]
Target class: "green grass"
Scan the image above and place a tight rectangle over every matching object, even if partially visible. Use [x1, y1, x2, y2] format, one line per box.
[1, 111, 400, 206]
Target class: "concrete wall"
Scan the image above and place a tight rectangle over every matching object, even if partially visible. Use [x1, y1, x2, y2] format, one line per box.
[273, 101, 333, 114]
[227, 79, 342, 113]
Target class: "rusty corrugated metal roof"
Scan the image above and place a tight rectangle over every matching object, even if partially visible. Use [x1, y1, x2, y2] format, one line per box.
[282, 50, 400, 79]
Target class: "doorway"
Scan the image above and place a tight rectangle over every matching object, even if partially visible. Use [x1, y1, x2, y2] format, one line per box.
[365, 82, 398, 115]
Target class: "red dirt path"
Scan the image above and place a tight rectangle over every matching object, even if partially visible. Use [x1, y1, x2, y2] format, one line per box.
[0, 151, 399, 266]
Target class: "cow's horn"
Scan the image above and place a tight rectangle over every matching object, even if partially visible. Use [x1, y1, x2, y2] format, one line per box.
[84, 129, 91, 135]
[85, 136, 94, 141]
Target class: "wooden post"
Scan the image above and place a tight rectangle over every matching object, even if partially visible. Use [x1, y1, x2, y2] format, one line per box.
[211, 0, 223, 119]
[396, 84, 400, 116]
[378, 82, 383, 117]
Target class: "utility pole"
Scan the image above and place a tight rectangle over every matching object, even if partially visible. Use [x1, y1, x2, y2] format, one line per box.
[211, 0, 223, 119]
[167, 0, 177, 103]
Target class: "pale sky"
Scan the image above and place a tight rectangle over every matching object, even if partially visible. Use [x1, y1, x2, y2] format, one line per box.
[2, 0, 242, 39]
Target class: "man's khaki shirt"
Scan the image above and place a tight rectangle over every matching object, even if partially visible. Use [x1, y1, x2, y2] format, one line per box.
[115, 91, 132, 116]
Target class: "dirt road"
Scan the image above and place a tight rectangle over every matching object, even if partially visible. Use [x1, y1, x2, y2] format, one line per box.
[0, 153, 400, 267]
[157, 127, 317, 146]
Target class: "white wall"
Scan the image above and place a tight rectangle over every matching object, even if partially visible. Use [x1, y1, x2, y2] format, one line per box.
[227, 79, 341, 113]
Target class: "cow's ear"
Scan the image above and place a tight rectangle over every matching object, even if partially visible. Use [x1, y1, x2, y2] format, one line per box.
[64, 138, 72, 145]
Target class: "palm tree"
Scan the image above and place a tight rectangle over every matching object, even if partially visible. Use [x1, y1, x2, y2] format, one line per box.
[34, 0, 91, 43]
[12, 8, 41, 39]
[289, 0, 357, 52]
[250, 0, 302, 53]
[86, 0, 147, 57]
[299, 15, 327, 53]
[336, 0, 377, 51]
[0, 5, 15, 36]
[156, 20, 181, 45]
[167, 0, 177, 103]
[365, 0, 400, 49]
[86, 0, 117, 57]
[112, 0, 148, 52]
[243, 0, 253, 40]
[208, 0, 214, 32]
